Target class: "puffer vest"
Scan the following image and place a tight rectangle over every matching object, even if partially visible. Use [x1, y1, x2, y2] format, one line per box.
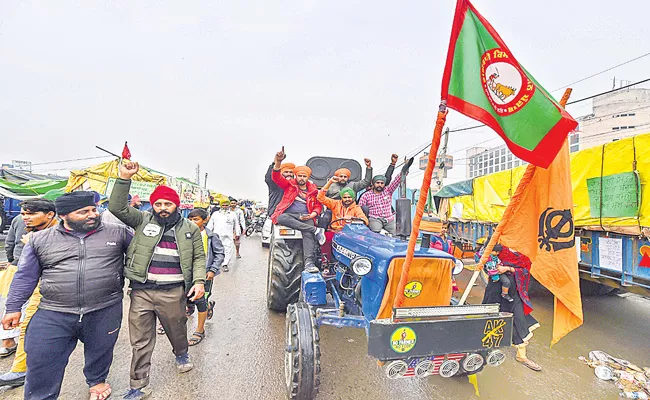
[30, 223, 129, 315]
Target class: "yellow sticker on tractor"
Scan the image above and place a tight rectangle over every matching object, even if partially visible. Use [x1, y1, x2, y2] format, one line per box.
[403, 281, 423, 298]
[390, 327, 417, 354]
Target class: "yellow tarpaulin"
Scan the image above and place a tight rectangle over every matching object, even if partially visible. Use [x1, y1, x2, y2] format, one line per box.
[66, 159, 167, 195]
[442, 132, 650, 234]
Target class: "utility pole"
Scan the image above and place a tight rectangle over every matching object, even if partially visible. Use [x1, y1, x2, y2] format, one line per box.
[195, 164, 200, 185]
[204, 173, 208, 188]
[436, 127, 450, 188]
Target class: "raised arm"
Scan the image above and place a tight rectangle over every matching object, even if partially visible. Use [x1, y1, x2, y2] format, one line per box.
[318, 178, 340, 210]
[385, 173, 402, 195]
[352, 158, 373, 192]
[108, 161, 145, 229]
[383, 154, 398, 186]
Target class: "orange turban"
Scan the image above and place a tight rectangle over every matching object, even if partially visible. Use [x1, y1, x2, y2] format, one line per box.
[293, 166, 312, 178]
[334, 168, 351, 178]
[280, 162, 295, 172]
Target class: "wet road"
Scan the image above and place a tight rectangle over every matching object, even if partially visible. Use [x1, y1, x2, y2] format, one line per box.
[1, 235, 650, 399]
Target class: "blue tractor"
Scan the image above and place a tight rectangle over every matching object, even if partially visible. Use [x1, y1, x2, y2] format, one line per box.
[266, 158, 514, 400]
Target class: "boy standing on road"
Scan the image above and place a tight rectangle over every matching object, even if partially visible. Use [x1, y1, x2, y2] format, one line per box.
[187, 209, 225, 346]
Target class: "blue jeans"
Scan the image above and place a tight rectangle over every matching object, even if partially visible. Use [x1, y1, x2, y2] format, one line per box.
[24, 302, 122, 400]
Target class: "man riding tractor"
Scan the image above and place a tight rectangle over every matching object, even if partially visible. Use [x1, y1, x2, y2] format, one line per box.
[265, 152, 515, 400]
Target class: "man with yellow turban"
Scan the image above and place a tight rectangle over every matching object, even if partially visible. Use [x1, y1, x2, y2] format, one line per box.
[270, 147, 324, 272]
[326, 158, 373, 200]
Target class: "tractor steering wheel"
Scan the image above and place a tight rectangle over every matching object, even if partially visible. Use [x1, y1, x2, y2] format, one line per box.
[328, 218, 367, 231]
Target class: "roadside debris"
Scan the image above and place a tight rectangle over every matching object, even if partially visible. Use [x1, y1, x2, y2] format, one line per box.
[579, 351, 650, 398]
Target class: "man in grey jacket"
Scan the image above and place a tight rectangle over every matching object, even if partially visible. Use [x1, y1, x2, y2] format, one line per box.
[1, 191, 131, 400]
[326, 158, 373, 200]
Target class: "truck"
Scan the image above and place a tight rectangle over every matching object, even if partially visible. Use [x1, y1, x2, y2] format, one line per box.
[433, 132, 650, 297]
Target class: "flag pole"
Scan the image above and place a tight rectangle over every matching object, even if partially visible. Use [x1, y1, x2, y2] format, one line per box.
[458, 88, 574, 305]
[393, 102, 448, 308]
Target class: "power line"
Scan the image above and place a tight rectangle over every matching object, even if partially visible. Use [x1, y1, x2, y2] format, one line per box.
[566, 77, 650, 105]
[438, 77, 650, 137]
[550, 51, 650, 92]
[31, 155, 113, 166]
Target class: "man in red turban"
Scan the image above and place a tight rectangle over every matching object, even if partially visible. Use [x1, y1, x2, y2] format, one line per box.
[270, 147, 324, 272]
[108, 161, 206, 398]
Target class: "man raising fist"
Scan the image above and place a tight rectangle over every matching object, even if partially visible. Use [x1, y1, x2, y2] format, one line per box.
[109, 161, 206, 400]
[269, 148, 324, 273]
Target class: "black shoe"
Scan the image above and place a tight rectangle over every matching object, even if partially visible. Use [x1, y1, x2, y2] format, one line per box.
[501, 293, 514, 302]
[222, 265, 229, 272]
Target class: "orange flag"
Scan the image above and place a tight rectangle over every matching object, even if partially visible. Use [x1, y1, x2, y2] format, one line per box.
[498, 140, 583, 345]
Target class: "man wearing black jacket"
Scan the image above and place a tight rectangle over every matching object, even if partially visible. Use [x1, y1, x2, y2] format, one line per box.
[2, 192, 131, 400]
[265, 160, 295, 216]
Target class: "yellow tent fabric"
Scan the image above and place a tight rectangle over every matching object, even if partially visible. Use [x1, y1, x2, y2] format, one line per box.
[66, 159, 167, 195]
[443, 132, 650, 233]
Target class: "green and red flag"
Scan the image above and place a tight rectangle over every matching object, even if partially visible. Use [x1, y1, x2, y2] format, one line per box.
[441, 0, 577, 168]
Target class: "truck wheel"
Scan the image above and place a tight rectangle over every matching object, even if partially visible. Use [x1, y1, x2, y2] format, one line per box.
[267, 238, 303, 311]
[285, 302, 321, 400]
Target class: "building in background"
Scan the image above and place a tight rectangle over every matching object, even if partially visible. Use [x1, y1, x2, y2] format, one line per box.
[465, 87, 650, 179]
[419, 153, 453, 191]
[466, 145, 525, 179]
[573, 87, 650, 152]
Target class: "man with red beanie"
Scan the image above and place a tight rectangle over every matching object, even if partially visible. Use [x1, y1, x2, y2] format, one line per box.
[271, 147, 324, 272]
[109, 161, 206, 400]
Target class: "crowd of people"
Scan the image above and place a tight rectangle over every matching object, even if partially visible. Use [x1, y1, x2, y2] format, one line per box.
[0, 160, 250, 400]
[264, 147, 412, 271]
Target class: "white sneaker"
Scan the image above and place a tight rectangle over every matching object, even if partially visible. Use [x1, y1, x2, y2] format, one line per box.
[314, 228, 326, 245]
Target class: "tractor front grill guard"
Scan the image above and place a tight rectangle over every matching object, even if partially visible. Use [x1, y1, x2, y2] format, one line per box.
[392, 304, 501, 320]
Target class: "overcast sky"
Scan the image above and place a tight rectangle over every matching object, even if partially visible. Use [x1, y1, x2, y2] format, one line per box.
[2, 1, 649, 201]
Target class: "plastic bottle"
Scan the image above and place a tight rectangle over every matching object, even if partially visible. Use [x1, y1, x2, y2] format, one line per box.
[619, 392, 649, 399]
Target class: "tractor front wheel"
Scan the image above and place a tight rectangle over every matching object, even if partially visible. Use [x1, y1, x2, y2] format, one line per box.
[267, 238, 303, 311]
[285, 302, 321, 400]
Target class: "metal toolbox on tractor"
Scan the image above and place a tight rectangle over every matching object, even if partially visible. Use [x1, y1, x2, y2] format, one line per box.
[368, 304, 514, 361]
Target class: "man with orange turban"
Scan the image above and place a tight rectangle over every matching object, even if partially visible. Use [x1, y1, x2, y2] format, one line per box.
[270, 147, 324, 272]
[326, 158, 373, 200]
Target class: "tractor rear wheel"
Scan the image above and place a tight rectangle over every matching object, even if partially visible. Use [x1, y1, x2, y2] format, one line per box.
[267, 238, 303, 312]
[285, 302, 321, 400]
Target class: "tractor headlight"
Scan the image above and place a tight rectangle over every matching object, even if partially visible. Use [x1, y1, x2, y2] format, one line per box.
[453, 259, 464, 276]
[351, 257, 372, 276]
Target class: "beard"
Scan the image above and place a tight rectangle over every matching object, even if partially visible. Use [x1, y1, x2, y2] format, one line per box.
[66, 214, 102, 233]
[153, 209, 181, 227]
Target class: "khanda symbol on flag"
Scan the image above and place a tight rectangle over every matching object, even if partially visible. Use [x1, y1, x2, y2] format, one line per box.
[441, 0, 578, 168]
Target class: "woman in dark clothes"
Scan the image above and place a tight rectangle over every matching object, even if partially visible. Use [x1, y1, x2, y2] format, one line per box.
[479, 244, 542, 371]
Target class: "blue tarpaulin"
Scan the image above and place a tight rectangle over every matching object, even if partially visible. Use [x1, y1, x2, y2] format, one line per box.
[434, 179, 474, 199]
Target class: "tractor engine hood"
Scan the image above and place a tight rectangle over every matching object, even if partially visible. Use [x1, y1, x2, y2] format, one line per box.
[331, 224, 456, 265]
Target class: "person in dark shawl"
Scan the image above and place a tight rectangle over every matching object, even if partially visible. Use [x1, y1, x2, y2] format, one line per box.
[478, 243, 542, 371]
